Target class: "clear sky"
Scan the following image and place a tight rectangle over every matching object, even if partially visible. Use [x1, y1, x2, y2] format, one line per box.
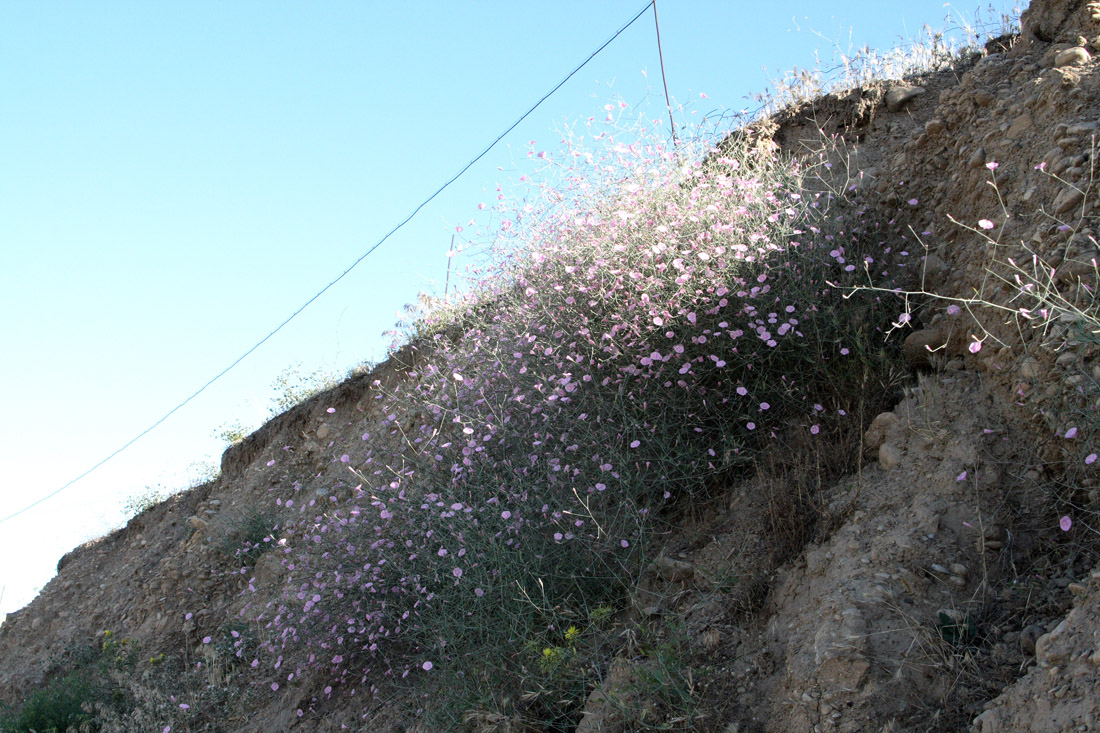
[0, 2, 1019, 621]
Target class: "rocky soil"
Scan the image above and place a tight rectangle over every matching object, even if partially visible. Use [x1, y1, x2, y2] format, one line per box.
[4, 0, 1100, 730]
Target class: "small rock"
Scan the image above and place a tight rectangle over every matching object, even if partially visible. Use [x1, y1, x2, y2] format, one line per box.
[1054, 187, 1085, 215]
[1020, 624, 1044, 655]
[968, 147, 988, 168]
[1035, 620, 1069, 667]
[1055, 47, 1091, 67]
[886, 85, 925, 112]
[1006, 114, 1033, 138]
[1020, 357, 1042, 379]
[1056, 351, 1077, 367]
[316, 425, 331, 440]
[655, 555, 695, 583]
[864, 412, 898, 450]
[902, 328, 948, 367]
[1056, 248, 1099, 282]
[879, 443, 902, 470]
[186, 516, 208, 531]
[925, 118, 947, 135]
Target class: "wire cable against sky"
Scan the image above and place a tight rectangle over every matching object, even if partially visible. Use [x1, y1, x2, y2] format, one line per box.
[0, 0, 657, 527]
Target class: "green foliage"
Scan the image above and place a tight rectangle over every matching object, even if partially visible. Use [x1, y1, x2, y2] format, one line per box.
[268, 363, 338, 417]
[122, 486, 166, 519]
[0, 671, 96, 733]
[0, 633, 137, 733]
[215, 420, 249, 446]
[220, 510, 277, 565]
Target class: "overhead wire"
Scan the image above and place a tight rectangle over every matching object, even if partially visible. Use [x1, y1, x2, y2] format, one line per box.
[0, 0, 656, 526]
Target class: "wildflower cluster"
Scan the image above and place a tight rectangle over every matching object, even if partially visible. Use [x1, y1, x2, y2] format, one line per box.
[232, 105, 904, 723]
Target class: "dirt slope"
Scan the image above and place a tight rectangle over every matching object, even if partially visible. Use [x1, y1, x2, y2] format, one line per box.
[4, 1, 1100, 730]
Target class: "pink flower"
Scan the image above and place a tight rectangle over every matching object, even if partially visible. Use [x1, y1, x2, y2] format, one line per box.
[1087, 453, 1097, 465]
[326, 407, 336, 413]
[957, 471, 968, 482]
[810, 425, 820, 435]
[453, 567, 463, 578]
[978, 219, 995, 230]
[1065, 427, 1078, 439]
[968, 338, 983, 354]
[1060, 516, 1073, 532]
[630, 440, 640, 448]
[422, 661, 434, 671]
[985, 161, 999, 171]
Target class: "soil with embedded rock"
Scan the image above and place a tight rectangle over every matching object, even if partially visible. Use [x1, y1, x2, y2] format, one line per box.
[5, 0, 1100, 730]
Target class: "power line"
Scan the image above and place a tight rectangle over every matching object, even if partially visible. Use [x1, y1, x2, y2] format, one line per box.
[0, 1, 656, 527]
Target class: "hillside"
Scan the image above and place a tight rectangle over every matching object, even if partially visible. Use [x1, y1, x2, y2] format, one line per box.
[4, 1, 1100, 730]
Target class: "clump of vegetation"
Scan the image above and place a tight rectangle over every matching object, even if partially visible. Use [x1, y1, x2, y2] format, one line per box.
[225, 100, 911, 729]
[122, 484, 168, 519]
[268, 363, 339, 418]
[220, 510, 277, 565]
[0, 632, 137, 733]
[215, 420, 249, 447]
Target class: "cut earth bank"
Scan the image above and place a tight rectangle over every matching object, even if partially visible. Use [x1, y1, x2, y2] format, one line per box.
[4, 0, 1100, 730]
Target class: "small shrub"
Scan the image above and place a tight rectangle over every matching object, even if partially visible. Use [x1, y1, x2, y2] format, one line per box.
[0, 671, 97, 733]
[215, 421, 249, 447]
[0, 634, 137, 733]
[122, 485, 167, 519]
[220, 511, 277, 565]
[268, 363, 338, 417]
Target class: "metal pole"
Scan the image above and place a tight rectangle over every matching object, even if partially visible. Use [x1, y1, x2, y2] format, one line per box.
[653, 0, 678, 150]
[444, 234, 455, 303]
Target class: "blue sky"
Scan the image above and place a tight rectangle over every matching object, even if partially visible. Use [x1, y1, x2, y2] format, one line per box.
[0, 2, 1019, 620]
